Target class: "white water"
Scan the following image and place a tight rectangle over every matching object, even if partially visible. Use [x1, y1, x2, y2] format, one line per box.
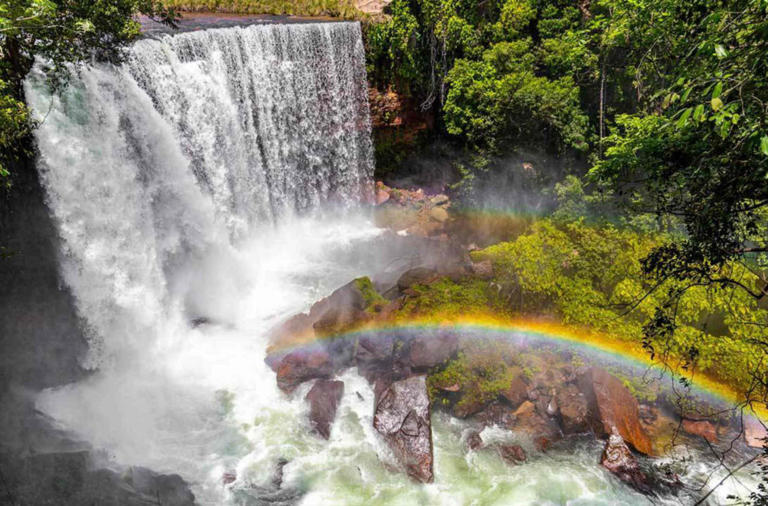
[25, 21, 754, 505]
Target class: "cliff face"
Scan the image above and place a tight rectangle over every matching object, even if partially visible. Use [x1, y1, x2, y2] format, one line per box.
[0, 154, 87, 392]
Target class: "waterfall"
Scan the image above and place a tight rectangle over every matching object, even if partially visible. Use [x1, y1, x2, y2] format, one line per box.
[25, 21, 374, 368]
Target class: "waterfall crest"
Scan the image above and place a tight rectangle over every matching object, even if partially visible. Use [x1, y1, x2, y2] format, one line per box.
[25, 22, 374, 367]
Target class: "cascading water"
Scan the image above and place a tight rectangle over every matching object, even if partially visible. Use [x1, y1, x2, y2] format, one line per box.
[23, 20, 755, 506]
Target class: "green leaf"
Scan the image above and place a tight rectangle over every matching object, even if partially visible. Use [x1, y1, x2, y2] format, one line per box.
[676, 107, 692, 128]
[712, 82, 723, 99]
[760, 136, 768, 156]
[714, 44, 728, 58]
[711, 97, 723, 111]
[693, 104, 705, 121]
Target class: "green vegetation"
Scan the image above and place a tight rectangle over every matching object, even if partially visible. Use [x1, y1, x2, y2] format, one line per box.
[397, 277, 501, 320]
[470, 218, 767, 396]
[426, 339, 520, 413]
[163, 0, 362, 18]
[354, 276, 388, 313]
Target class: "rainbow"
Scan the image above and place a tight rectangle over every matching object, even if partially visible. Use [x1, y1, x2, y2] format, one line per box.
[270, 314, 768, 421]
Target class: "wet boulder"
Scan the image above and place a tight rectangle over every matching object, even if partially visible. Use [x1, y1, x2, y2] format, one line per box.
[408, 332, 458, 371]
[500, 375, 528, 408]
[497, 444, 526, 465]
[511, 400, 562, 451]
[556, 384, 590, 434]
[601, 430, 651, 494]
[682, 419, 718, 443]
[305, 379, 345, 439]
[579, 368, 653, 455]
[373, 375, 434, 483]
[275, 349, 333, 393]
[396, 267, 439, 292]
[465, 430, 484, 450]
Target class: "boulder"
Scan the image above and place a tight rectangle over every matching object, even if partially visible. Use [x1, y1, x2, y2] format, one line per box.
[578, 368, 653, 455]
[744, 416, 768, 448]
[376, 188, 391, 205]
[601, 430, 651, 494]
[396, 267, 439, 292]
[275, 349, 333, 393]
[466, 431, 484, 450]
[408, 332, 458, 371]
[556, 384, 590, 434]
[373, 375, 434, 483]
[309, 279, 373, 337]
[474, 402, 516, 429]
[512, 400, 562, 450]
[305, 380, 345, 439]
[498, 444, 526, 464]
[428, 206, 449, 223]
[469, 260, 493, 279]
[682, 419, 718, 443]
[500, 375, 528, 408]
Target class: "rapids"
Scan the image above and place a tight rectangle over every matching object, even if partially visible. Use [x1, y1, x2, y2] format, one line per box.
[23, 20, 757, 505]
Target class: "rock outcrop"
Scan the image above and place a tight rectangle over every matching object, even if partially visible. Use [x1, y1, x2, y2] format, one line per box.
[579, 368, 653, 455]
[373, 375, 433, 483]
[601, 430, 651, 493]
[743, 416, 768, 448]
[681, 419, 718, 443]
[275, 349, 333, 393]
[306, 379, 345, 439]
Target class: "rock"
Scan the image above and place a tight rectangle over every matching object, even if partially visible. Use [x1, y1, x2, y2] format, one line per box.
[682, 419, 718, 443]
[744, 416, 768, 448]
[268, 313, 315, 348]
[579, 368, 653, 455]
[396, 267, 439, 292]
[373, 376, 433, 483]
[512, 401, 562, 450]
[469, 260, 493, 279]
[556, 384, 590, 434]
[305, 379, 345, 439]
[430, 194, 449, 206]
[222, 471, 237, 485]
[429, 206, 449, 223]
[453, 397, 490, 419]
[276, 349, 333, 393]
[376, 188, 391, 205]
[408, 332, 458, 371]
[466, 431, 484, 450]
[474, 402, 516, 428]
[498, 444, 526, 464]
[356, 333, 395, 384]
[309, 279, 370, 337]
[501, 376, 528, 408]
[601, 430, 651, 494]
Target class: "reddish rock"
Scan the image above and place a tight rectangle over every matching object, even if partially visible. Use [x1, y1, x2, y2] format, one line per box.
[498, 444, 526, 464]
[682, 419, 718, 443]
[557, 384, 590, 434]
[474, 402, 516, 428]
[305, 379, 345, 439]
[501, 376, 528, 408]
[409, 333, 458, 371]
[744, 416, 768, 448]
[376, 188, 391, 205]
[276, 349, 333, 393]
[373, 375, 434, 483]
[511, 401, 562, 451]
[222, 471, 236, 485]
[579, 368, 653, 455]
[453, 397, 490, 419]
[601, 430, 651, 494]
[309, 279, 368, 337]
[466, 431, 483, 450]
[268, 312, 315, 346]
